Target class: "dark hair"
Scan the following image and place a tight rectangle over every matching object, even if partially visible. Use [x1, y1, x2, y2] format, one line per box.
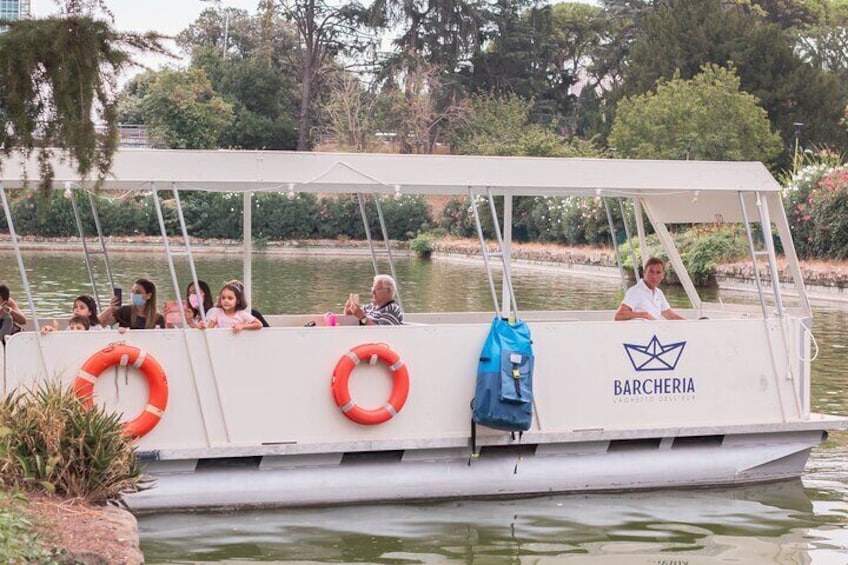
[132, 278, 159, 329]
[186, 280, 213, 320]
[0, 283, 9, 302]
[218, 281, 248, 312]
[74, 295, 99, 328]
[644, 257, 665, 270]
[68, 315, 91, 330]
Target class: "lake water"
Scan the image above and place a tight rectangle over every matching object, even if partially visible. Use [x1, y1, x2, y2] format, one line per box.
[2, 250, 846, 564]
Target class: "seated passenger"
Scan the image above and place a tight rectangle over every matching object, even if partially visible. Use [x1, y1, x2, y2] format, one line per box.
[164, 280, 213, 328]
[206, 280, 262, 333]
[615, 257, 685, 321]
[0, 282, 27, 326]
[100, 278, 165, 330]
[67, 314, 91, 331]
[223, 279, 269, 327]
[344, 274, 404, 326]
[41, 295, 102, 334]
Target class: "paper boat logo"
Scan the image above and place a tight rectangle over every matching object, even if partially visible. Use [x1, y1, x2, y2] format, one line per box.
[623, 335, 686, 372]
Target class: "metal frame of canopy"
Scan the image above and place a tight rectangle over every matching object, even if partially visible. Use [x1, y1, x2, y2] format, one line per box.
[0, 149, 810, 322]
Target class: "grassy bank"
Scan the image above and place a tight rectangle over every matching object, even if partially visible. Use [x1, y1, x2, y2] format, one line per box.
[0, 491, 57, 562]
[0, 383, 146, 563]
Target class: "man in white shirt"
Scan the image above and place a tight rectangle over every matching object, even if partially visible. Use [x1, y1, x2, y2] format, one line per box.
[614, 257, 685, 321]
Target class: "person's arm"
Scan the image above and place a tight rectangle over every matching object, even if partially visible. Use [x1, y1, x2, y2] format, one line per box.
[662, 308, 685, 320]
[99, 297, 120, 326]
[205, 308, 218, 329]
[232, 311, 262, 333]
[614, 303, 654, 321]
[6, 298, 27, 325]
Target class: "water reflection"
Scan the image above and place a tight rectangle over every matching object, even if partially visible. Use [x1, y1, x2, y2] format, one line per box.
[139, 480, 847, 564]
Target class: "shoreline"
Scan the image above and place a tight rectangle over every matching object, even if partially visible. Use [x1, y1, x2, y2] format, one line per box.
[4, 235, 848, 305]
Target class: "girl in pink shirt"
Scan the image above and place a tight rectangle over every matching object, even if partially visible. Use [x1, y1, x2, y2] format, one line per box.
[205, 281, 262, 333]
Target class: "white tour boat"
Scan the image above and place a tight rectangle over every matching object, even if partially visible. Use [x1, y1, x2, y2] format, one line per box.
[1, 150, 846, 511]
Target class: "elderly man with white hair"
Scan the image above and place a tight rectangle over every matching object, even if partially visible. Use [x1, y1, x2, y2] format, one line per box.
[344, 274, 404, 326]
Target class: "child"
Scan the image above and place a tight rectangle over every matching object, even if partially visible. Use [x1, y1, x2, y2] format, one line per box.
[67, 315, 91, 331]
[72, 295, 102, 329]
[205, 281, 262, 334]
[41, 295, 101, 334]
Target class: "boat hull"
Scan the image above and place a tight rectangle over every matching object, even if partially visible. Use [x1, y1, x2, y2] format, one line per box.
[128, 428, 827, 511]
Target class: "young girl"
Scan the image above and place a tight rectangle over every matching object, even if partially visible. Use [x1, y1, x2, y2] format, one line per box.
[206, 281, 262, 333]
[42, 295, 102, 334]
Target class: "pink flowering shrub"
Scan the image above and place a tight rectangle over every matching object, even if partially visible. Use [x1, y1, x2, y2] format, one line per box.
[807, 166, 848, 259]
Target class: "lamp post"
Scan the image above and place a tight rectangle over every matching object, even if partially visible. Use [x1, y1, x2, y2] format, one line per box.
[793, 122, 804, 174]
[200, 0, 229, 59]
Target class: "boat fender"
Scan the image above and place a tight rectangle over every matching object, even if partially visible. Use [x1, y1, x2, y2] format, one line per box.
[74, 343, 169, 439]
[331, 343, 410, 425]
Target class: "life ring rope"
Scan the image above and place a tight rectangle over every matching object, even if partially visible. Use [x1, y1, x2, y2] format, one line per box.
[74, 343, 169, 439]
[332, 343, 410, 426]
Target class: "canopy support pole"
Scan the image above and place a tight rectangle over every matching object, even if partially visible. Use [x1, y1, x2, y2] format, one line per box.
[0, 183, 50, 379]
[603, 198, 627, 290]
[501, 194, 513, 319]
[619, 198, 639, 283]
[632, 197, 647, 271]
[640, 197, 702, 313]
[243, 192, 252, 307]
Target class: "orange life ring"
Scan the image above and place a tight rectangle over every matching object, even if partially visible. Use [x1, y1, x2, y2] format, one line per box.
[74, 344, 169, 439]
[331, 343, 410, 425]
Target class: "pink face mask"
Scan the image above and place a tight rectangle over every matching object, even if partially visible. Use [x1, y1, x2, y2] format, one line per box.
[189, 294, 200, 309]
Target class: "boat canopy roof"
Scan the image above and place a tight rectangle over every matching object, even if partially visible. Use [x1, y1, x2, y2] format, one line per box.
[1, 149, 781, 224]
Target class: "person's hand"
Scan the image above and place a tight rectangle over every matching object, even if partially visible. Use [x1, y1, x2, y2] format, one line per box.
[343, 300, 354, 315]
[232, 323, 244, 334]
[109, 295, 120, 311]
[118, 326, 128, 334]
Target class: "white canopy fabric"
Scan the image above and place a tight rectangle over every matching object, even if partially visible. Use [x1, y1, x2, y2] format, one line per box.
[0, 149, 783, 225]
[0, 149, 781, 194]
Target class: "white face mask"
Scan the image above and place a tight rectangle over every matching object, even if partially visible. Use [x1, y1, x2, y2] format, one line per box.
[132, 294, 147, 308]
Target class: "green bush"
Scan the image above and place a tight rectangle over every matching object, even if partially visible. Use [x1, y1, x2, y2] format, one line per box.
[410, 233, 434, 258]
[618, 226, 747, 286]
[0, 382, 145, 504]
[0, 491, 58, 563]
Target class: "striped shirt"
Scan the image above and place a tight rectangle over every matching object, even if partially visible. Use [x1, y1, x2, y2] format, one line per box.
[363, 300, 404, 326]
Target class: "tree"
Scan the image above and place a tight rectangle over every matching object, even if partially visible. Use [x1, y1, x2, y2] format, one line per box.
[382, 62, 470, 154]
[279, 0, 371, 150]
[319, 71, 379, 151]
[796, 0, 848, 83]
[368, 0, 484, 74]
[623, 0, 847, 166]
[452, 93, 600, 157]
[0, 3, 165, 194]
[140, 68, 234, 149]
[176, 6, 300, 149]
[609, 65, 781, 162]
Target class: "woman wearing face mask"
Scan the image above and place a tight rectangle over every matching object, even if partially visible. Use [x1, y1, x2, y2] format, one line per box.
[184, 280, 212, 328]
[100, 278, 165, 330]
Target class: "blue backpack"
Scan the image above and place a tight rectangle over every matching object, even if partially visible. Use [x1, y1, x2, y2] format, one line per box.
[472, 317, 534, 432]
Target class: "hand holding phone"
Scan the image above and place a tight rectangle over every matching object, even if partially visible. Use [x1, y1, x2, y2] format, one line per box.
[112, 288, 122, 308]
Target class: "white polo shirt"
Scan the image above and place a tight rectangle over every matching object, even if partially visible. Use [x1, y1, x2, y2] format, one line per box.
[622, 279, 670, 320]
